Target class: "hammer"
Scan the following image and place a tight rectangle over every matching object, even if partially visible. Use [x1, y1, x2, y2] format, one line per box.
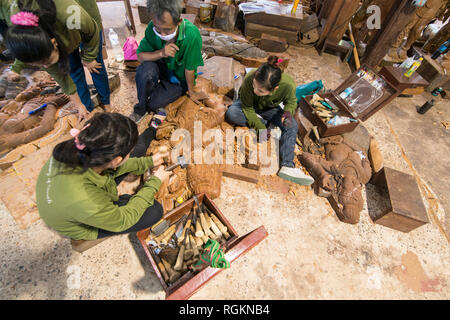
[165, 156, 188, 171]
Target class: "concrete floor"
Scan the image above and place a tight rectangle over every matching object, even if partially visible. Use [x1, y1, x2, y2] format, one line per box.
[0, 4, 449, 300]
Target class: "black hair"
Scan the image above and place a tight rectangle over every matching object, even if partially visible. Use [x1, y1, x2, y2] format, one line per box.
[253, 55, 283, 92]
[5, 0, 68, 72]
[147, 0, 182, 24]
[53, 113, 139, 172]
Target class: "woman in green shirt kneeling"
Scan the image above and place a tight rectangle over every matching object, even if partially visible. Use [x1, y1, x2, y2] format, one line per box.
[36, 113, 171, 241]
[225, 56, 315, 186]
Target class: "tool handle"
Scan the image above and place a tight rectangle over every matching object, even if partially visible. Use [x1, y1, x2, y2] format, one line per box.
[28, 103, 47, 115]
[155, 224, 176, 243]
[165, 163, 180, 171]
[154, 255, 169, 282]
[174, 244, 186, 271]
[190, 234, 200, 257]
[207, 215, 223, 238]
[160, 226, 177, 244]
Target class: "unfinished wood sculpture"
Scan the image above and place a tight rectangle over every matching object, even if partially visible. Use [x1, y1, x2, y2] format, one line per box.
[150, 77, 230, 205]
[0, 92, 70, 153]
[299, 136, 372, 224]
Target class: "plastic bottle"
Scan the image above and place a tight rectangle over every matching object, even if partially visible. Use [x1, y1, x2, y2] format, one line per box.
[399, 56, 415, 69]
[431, 87, 443, 97]
[108, 28, 124, 63]
[339, 87, 353, 100]
[431, 39, 450, 59]
[404, 57, 423, 78]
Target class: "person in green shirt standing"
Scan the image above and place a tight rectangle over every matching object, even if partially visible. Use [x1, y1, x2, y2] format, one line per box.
[2, 0, 110, 121]
[129, 0, 205, 123]
[36, 112, 171, 241]
[225, 56, 315, 186]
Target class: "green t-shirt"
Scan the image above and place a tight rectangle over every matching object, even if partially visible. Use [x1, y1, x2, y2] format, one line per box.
[136, 19, 204, 84]
[0, 0, 102, 95]
[36, 156, 162, 241]
[239, 70, 298, 131]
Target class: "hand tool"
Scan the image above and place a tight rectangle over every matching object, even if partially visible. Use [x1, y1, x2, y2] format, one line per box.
[198, 205, 214, 239]
[206, 214, 223, 239]
[208, 212, 231, 239]
[189, 233, 200, 258]
[183, 227, 194, 260]
[182, 261, 188, 273]
[160, 224, 177, 244]
[174, 229, 189, 271]
[28, 103, 47, 115]
[191, 225, 204, 247]
[154, 224, 176, 244]
[177, 211, 193, 245]
[193, 207, 204, 237]
[153, 251, 169, 283]
[174, 214, 188, 239]
[161, 257, 181, 283]
[165, 155, 188, 171]
[151, 218, 170, 237]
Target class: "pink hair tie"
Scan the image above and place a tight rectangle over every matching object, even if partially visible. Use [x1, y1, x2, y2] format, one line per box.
[277, 58, 284, 66]
[70, 124, 91, 151]
[10, 12, 39, 27]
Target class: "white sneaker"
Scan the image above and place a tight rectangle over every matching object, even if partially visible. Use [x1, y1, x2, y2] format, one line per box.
[278, 166, 315, 186]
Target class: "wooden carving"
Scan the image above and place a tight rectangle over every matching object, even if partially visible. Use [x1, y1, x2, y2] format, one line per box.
[299, 136, 372, 224]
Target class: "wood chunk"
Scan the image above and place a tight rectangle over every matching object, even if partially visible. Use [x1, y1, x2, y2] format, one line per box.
[245, 22, 299, 45]
[222, 165, 260, 184]
[259, 34, 288, 53]
[244, 12, 303, 32]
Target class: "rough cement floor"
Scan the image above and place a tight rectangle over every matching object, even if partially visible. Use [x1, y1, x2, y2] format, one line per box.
[0, 4, 449, 300]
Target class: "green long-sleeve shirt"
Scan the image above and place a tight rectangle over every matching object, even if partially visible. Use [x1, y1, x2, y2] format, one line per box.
[239, 70, 298, 131]
[36, 156, 162, 241]
[0, 0, 103, 95]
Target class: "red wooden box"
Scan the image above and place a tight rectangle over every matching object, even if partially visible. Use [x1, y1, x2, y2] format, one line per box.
[136, 193, 268, 300]
[299, 65, 401, 137]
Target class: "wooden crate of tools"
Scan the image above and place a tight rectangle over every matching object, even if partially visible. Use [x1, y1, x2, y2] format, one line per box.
[298, 65, 401, 137]
[136, 193, 268, 300]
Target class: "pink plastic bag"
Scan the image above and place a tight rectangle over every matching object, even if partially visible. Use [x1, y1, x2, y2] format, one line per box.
[123, 37, 138, 61]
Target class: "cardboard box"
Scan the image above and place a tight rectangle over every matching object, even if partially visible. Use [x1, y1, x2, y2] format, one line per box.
[136, 193, 268, 300]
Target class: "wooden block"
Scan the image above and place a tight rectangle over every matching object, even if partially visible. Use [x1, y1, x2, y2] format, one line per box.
[244, 12, 303, 32]
[222, 165, 260, 184]
[197, 56, 234, 92]
[368, 167, 429, 233]
[259, 34, 288, 53]
[245, 22, 299, 45]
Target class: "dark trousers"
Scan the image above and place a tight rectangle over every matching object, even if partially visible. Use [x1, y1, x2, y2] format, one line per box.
[69, 31, 110, 112]
[225, 99, 298, 168]
[97, 126, 163, 238]
[134, 61, 186, 115]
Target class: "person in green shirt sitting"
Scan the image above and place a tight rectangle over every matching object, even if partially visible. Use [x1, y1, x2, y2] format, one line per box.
[225, 56, 315, 186]
[36, 113, 171, 241]
[129, 0, 205, 123]
[2, 0, 110, 121]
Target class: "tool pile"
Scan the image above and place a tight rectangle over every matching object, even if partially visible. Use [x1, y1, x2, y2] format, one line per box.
[145, 196, 231, 286]
[309, 93, 357, 126]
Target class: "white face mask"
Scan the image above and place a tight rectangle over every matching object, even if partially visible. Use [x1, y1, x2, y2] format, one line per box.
[153, 26, 178, 41]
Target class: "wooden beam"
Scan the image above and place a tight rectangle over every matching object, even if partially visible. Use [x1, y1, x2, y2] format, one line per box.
[362, 0, 417, 68]
[222, 165, 260, 184]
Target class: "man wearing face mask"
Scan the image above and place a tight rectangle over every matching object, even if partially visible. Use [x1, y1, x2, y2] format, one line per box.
[129, 0, 205, 123]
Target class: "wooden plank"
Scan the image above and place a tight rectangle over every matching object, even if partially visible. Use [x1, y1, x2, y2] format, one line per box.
[222, 165, 261, 184]
[166, 225, 269, 300]
[245, 22, 299, 45]
[244, 12, 303, 32]
[259, 34, 288, 53]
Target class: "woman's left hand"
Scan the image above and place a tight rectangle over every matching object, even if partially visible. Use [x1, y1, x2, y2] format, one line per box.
[82, 60, 102, 74]
[152, 151, 170, 167]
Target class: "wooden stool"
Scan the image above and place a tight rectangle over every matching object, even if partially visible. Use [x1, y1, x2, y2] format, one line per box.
[71, 237, 110, 253]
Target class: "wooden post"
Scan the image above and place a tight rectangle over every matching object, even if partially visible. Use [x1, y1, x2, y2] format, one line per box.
[362, 0, 417, 68]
